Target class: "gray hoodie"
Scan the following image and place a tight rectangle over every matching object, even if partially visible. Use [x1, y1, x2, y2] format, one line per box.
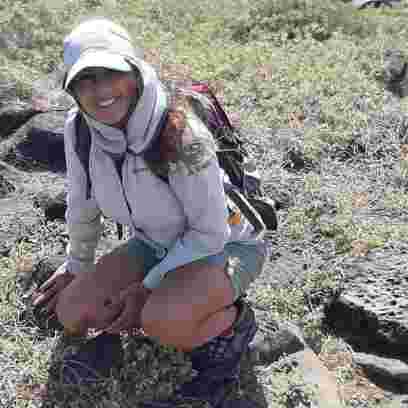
[63, 60, 258, 289]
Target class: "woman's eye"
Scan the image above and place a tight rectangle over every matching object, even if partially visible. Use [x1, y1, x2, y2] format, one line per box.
[104, 71, 119, 80]
[78, 75, 95, 82]
[72, 70, 123, 93]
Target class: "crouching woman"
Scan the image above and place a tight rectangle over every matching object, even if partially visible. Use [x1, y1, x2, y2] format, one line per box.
[33, 17, 267, 405]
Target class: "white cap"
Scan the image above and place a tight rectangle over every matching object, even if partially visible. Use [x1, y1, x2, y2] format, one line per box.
[63, 18, 143, 90]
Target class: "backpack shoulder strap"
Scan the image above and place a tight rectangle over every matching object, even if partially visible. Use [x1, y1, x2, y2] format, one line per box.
[74, 111, 92, 199]
[142, 109, 170, 184]
[74, 112, 125, 239]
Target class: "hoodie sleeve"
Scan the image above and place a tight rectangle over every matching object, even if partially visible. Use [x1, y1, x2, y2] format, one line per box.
[64, 108, 103, 275]
[142, 110, 230, 289]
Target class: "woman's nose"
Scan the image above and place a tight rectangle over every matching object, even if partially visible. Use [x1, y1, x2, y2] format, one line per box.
[94, 78, 113, 98]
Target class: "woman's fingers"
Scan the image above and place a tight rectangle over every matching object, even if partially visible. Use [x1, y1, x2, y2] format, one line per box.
[105, 304, 132, 333]
[44, 295, 59, 314]
[34, 274, 74, 306]
[105, 314, 126, 333]
[39, 269, 73, 293]
[105, 294, 121, 308]
[39, 276, 58, 292]
[96, 301, 124, 330]
[104, 287, 148, 333]
[33, 286, 58, 307]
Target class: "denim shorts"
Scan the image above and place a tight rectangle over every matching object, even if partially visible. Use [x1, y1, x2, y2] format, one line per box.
[123, 237, 268, 302]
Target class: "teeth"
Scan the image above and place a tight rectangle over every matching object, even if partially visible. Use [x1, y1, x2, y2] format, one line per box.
[98, 98, 116, 107]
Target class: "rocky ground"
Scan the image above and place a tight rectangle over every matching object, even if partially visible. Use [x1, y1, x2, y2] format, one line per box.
[2, 46, 408, 407]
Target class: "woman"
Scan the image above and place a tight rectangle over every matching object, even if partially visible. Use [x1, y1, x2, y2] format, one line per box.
[33, 17, 267, 405]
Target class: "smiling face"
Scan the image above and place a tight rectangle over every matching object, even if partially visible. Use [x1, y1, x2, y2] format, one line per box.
[70, 67, 139, 127]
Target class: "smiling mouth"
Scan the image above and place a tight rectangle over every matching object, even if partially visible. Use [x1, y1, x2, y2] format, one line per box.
[97, 97, 118, 108]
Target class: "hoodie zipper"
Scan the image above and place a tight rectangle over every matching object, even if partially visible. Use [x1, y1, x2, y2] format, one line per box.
[112, 154, 167, 259]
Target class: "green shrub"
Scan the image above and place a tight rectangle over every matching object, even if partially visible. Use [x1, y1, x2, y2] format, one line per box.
[267, 365, 318, 407]
[0, 0, 128, 97]
[254, 286, 306, 321]
[228, 0, 376, 44]
[138, 0, 244, 38]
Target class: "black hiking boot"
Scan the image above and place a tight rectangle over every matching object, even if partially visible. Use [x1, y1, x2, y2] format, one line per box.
[59, 332, 123, 385]
[142, 298, 257, 408]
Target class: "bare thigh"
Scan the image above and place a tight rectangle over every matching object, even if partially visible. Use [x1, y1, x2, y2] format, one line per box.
[56, 243, 146, 331]
[141, 259, 235, 344]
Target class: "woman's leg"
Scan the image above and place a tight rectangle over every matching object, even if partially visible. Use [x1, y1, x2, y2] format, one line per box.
[141, 240, 267, 351]
[56, 241, 148, 334]
[141, 259, 237, 351]
[140, 246, 265, 407]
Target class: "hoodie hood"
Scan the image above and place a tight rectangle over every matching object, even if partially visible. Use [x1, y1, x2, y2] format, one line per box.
[63, 18, 144, 90]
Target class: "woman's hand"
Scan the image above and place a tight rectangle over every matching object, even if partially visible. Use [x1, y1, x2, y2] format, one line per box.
[32, 263, 75, 315]
[104, 282, 152, 334]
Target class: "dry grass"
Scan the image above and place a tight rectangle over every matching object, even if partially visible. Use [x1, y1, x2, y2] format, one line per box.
[320, 347, 387, 406]
[2, 0, 408, 407]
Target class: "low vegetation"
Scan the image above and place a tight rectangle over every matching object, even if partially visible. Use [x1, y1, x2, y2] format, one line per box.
[1, 0, 408, 406]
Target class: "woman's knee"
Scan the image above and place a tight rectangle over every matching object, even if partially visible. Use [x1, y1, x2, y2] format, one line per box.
[56, 280, 126, 332]
[140, 298, 195, 349]
[140, 262, 234, 348]
[55, 285, 93, 332]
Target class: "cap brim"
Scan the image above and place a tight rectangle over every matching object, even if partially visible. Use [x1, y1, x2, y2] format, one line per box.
[64, 51, 133, 90]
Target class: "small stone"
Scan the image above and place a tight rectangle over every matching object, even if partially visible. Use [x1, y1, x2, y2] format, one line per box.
[0, 174, 15, 198]
[352, 96, 369, 113]
[0, 102, 38, 139]
[351, 240, 369, 257]
[401, 144, 408, 161]
[280, 349, 343, 408]
[303, 95, 321, 128]
[248, 320, 306, 365]
[288, 112, 305, 129]
[353, 352, 408, 384]
[33, 191, 67, 221]
[384, 49, 406, 83]
[352, 192, 369, 209]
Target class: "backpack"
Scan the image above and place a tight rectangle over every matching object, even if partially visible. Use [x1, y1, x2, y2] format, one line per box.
[74, 80, 278, 239]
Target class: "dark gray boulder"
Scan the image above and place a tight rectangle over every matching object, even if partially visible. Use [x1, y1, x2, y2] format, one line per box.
[353, 352, 408, 386]
[248, 319, 307, 365]
[0, 102, 40, 140]
[325, 246, 408, 359]
[0, 173, 15, 198]
[383, 49, 408, 98]
[16, 126, 66, 173]
[352, 0, 400, 8]
[0, 79, 17, 102]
